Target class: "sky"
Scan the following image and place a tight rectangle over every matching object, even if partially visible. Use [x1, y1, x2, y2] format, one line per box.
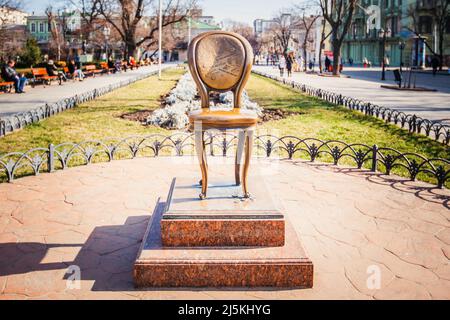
[25, 0, 297, 25]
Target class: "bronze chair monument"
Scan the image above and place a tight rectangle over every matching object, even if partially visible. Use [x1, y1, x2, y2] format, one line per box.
[133, 31, 314, 288]
[188, 31, 258, 199]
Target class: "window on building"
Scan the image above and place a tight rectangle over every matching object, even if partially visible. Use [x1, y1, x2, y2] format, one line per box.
[31, 23, 36, 33]
[39, 23, 44, 33]
[418, 16, 432, 34]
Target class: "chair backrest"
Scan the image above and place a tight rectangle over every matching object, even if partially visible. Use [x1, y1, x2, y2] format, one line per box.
[32, 68, 48, 76]
[188, 31, 253, 109]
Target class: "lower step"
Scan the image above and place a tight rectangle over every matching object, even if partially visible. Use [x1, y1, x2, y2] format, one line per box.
[134, 201, 313, 288]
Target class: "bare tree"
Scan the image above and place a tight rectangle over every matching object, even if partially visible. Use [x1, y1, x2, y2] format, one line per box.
[224, 21, 262, 59]
[433, 0, 450, 69]
[98, 0, 197, 59]
[46, 6, 67, 61]
[317, 18, 332, 73]
[0, 0, 22, 9]
[0, 0, 24, 61]
[407, 0, 449, 69]
[68, 0, 103, 39]
[405, 4, 438, 59]
[269, 12, 300, 56]
[296, 3, 320, 71]
[318, 0, 358, 75]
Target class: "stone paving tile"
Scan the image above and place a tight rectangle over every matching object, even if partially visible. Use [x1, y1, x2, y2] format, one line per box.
[0, 157, 448, 300]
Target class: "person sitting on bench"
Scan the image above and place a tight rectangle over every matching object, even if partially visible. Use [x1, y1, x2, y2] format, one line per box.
[46, 60, 67, 83]
[68, 59, 85, 81]
[1, 59, 27, 94]
[107, 57, 116, 73]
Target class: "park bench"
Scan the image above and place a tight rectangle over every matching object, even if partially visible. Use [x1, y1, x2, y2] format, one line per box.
[63, 67, 75, 81]
[0, 76, 14, 94]
[31, 68, 60, 88]
[83, 64, 104, 77]
[100, 62, 115, 74]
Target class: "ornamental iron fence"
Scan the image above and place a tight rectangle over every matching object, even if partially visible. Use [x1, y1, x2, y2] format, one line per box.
[0, 69, 162, 137]
[252, 70, 450, 145]
[0, 133, 448, 188]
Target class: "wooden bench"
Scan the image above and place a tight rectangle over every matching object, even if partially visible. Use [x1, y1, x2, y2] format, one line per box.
[83, 64, 104, 77]
[100, 62, 115, 74]
[31, 68, 60, 88]
[0, 76, 14, 93]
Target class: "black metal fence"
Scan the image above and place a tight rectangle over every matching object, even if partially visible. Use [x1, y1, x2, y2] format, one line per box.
[0, 69, 161, 137]
[252, 70, 450, 145]
[1, 133, 448, 188]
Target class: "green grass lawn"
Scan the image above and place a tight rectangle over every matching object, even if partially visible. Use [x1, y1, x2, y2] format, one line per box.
[0, 68, 183, 154]
[0, 69, 448, 186]
[247, 74, 449, 160]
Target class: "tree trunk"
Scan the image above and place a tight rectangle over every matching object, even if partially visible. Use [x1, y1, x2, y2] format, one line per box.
[318, 20, 326, 73]
[125, 31, 137, 59]
[303, 41, 307, 72]
[332, 38, 341, 76]
[438, 31, 444, 71]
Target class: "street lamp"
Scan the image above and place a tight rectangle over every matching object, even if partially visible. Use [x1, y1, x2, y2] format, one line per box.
[378, 27, 391, 81]
[399, 41, 405, 73]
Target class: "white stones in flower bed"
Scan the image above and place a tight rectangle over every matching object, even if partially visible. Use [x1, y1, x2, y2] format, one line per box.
[147, 73, 263, 129]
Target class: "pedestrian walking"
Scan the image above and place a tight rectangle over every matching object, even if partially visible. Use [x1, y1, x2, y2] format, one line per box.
[286, 53, 294, 77]
[278, 56, 286, 77]
[431, 55, 439, 76]
[325, 56, 331, 73]
[363, 57, 368, 68]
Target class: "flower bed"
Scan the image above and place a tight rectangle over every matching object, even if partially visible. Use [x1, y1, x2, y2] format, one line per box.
[146, 73, 263, 129]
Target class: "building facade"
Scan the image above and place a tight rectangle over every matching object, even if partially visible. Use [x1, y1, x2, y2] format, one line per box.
[342, 0, 450, 67]
[27, 15, 51, 44]
[0, 6, 28, 26]
[0, 6, 29, 60]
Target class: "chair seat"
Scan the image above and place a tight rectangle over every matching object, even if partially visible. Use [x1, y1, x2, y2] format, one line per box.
[189, 108, 258, 130]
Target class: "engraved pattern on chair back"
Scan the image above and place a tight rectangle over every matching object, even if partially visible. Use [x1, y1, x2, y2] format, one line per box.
[188, 31, 254, 109]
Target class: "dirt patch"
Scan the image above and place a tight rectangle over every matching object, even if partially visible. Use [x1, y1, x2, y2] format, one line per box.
[121, 107, 302, 126]
[120, 110, 154, 123]
[260, 109, 303, 122]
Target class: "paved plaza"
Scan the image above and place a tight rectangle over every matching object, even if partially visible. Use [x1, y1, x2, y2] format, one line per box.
[254, 65, 450, 124]
[0, 157, 448, 299]
[0, 64, 173, 118]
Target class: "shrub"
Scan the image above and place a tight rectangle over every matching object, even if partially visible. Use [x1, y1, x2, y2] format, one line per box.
[19, 38, 42, 67]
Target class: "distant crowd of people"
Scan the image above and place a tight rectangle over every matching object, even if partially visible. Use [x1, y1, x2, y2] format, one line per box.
[1, 55, 157, 94]
[255, 52, 445, 78]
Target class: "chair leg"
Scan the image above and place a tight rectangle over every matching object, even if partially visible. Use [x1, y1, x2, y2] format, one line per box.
[235, 130, 246, 186]
[242, 130, 254, 198]
[199, 132, 209, 186]
[195, 130, 208, 200]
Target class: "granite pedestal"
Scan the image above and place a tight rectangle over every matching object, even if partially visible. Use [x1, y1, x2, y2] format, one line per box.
[133, 177, 314, 288]
[161, 177, 285, 247]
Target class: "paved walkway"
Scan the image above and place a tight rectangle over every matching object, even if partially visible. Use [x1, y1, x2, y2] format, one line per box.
[0, 157, 448, 299]
[254, 65, 450, 124]
[0, 64, 173, 118]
